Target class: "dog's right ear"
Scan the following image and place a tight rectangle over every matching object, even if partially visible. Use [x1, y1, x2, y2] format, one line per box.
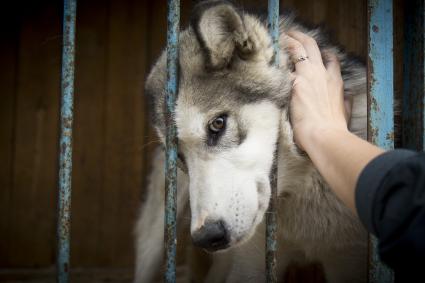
[191, 1, 256, 70]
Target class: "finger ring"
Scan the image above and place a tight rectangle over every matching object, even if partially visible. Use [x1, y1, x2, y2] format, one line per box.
[294, 56, 309, 64]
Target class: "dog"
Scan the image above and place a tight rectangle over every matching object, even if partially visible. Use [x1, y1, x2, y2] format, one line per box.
[135, 1, 368, 282]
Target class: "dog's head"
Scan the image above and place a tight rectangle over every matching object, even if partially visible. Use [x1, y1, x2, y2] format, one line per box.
[146, 0, 292, 251]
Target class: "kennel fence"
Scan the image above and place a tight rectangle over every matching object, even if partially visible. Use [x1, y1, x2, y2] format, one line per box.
[55, 0, 424, 282]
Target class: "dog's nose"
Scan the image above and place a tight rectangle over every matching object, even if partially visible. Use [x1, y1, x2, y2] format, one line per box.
[192, 220, 230, 251]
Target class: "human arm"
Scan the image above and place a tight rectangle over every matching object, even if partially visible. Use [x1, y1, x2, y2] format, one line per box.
[286, 31, 383, 214]
[287, 31, 425, 274]
[304, 128, 383, 213]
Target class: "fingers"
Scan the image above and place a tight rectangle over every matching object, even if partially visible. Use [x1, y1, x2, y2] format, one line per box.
[285, 35, 310, 71]
[286, 31, 344, 89]
[326, 53, 342, 81]
[327, 54, 349, 122]
[288, 31, 323, 66]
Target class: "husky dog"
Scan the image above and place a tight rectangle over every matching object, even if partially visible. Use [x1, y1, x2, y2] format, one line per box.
[135, 1, 368, 282]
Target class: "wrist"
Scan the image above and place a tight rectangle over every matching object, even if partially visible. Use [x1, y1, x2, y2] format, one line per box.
[300, 124, 351, 153]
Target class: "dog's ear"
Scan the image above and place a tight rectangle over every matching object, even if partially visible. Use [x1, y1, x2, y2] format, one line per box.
[191, 1, 256, 69]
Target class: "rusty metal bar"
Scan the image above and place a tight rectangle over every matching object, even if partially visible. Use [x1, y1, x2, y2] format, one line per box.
[367, 0, 395, 282]
[164, 0, 179, 282]
[402, 0, 425, 151]
[266, 0, 279, 281]
[57, 0, 77, 282]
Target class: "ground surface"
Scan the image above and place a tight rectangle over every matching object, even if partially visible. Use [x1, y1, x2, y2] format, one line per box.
[0, 263, 325, 282]
[0, 268, 132, 283]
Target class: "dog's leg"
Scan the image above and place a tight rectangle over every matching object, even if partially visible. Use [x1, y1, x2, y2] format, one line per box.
[134, 148, 189, 283]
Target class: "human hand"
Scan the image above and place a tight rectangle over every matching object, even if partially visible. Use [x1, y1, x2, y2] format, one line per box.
[286, 31, 351, 150]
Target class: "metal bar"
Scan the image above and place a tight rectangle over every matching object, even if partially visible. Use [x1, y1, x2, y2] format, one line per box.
[164, 0, 179, 282]
[57, 0, 77, 282]
[402, 0, 425, 151]
[367, 0, 394, 282]
[266, 0, 279, 282]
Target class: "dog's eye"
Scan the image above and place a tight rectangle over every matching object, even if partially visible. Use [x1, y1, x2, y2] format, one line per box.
[209, 116, 227, 133]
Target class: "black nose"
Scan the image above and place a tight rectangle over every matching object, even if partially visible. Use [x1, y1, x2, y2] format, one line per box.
[192, 220, 230, 251]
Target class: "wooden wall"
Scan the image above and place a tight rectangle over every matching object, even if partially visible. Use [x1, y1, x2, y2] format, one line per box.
[0, 0, 368, 270]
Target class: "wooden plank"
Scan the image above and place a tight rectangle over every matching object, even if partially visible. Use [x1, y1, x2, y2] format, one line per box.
[98, 0, 147, 267]
[336, 0, 367, 58]
[7, 3, 62, 267]
[402, 0, 424, 151]
[0, 16, 19, 267]
[69, 0, 108, 267]
[394, 0, 404, 148]
[282, 0, 366, 57]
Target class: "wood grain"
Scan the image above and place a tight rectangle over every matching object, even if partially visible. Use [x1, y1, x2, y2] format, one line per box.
[0, 12, 19, 268]
[99, 0, 147, 267]
[70, 0, 109, 267]
[6, 3, 61, 267]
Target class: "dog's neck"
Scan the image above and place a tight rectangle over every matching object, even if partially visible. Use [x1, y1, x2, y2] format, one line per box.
[276, 110, 318, 195]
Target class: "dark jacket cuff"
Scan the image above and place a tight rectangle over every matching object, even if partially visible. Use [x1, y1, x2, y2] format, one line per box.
[355, 149, 416, 236]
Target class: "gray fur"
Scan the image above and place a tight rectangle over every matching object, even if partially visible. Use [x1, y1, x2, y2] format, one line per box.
[136, 1, 367, 282]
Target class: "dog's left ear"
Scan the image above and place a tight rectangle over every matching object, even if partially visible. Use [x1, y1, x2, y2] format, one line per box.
[191, 0, 257, 69]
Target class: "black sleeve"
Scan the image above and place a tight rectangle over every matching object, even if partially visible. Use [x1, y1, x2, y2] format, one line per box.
[355, 149, 425, 274]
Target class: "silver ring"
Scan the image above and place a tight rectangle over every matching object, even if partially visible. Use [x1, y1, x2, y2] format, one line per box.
[294, 55, 309, 64]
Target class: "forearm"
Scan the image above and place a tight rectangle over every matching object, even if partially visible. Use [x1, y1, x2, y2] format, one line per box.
[303, 128, 384, 214]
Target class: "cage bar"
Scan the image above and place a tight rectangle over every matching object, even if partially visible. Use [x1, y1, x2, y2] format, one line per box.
[57, 0, 77, 282]
[402, 0, 425, 151]
[266, 0, 279, 282]
[164, 0, 180, 282]
[367, 0, 395, 282]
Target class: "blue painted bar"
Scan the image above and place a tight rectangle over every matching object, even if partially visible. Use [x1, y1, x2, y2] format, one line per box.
[367, 0, 394, 282]
[266, 0, 279, 282]
[402, 0, 425, 151]
[164, 0, 179, 282]
[268, 0, 280, 67]
[57, 0, 77, 282]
